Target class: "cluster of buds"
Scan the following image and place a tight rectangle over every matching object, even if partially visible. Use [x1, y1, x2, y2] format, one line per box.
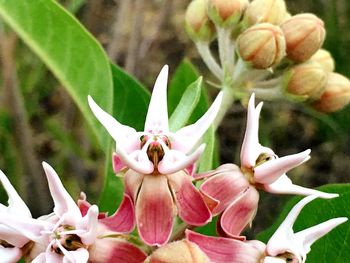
[185, 0, 350, 114]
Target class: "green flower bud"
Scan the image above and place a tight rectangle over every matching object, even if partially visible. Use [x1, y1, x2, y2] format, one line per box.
[309, 49, 335, 72]
[208, 0, 248, 27]
[281, 13, 326, 62]
[185, 0, 216, 42]
[237, 23, 286, 69]
[243, 0, 289, 26]
[312, 73, 350, 113]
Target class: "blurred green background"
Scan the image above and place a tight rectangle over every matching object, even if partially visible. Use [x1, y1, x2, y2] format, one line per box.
[0, 0, 349, 236]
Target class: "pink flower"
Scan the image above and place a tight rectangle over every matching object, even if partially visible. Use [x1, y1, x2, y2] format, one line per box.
[197, 94, 338, 238]
[0, 163, 146, 263]
[89, 65, 223, 246]
[265, 195, 348, 263]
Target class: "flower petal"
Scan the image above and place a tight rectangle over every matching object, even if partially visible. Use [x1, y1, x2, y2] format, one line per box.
[172, 91, 223, 153]
[144, 65, 169, 133]
[158, 145, 205, 175]
[100, 194, 135, 233]
[135, 175, 174, 246]
[186, 230, 265, 263]
[263, 174, 339, 199]
[0, 225, 29, 248]
[0, 246, 22, 263]
[63, 248, 89, 263]
[167, 171, 211, 225]
[254, 150, 311, 185]
[42, 162, 81, 224]
[88, 95, 136, 142]
[220, 187, 259, 237]
[112, 153, 127, 174]
[263, 257, 287, 263]
[124, 170, 144, 202]
[116, 147, 154, 174]
[0, 170, 31, 217]
[200, 164, 249, 215]
[77, 205, 99, 245]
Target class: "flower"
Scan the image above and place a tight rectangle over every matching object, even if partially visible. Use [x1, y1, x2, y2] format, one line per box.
[0, 163, 147, 263]
[186, 196, 347, 263]
[0, 170, 32, 262]
[89, 65, 223, 246]
[198, 94, 338, 238]
[265, 195, 348, 263]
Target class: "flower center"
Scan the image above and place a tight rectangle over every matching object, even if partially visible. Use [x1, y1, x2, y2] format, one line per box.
[242, 152, 277, 184]
[140, 134, 171, 170]
[276, 252, 300, 263]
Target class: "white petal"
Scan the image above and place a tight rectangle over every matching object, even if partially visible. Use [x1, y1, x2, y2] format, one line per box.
[0, 246, 22, 263]
[0, 170, 31, 217]
[172, 91, 223, 154]
[264, 174, 339, 199]
[115, 147, 154, 174]
[63, 248, 89, 263]
[144, 65, 169, 133]
[263, 256, 286, 263]
[42, 162, 81, 224]
[158, 144, 205, 174]
[88, 95, 136, 142]
[77, 205, 99, 245]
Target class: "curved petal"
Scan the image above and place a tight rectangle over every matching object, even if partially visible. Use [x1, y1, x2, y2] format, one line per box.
[77, 193, 107, 219]
[144, 65, 169, 133]
[63, 248, 89, 263]
[254, 150, 311, 185]
[100, 194, 135, 233]
[172, 91, 223, 153]
[124, 170, 144, 202]
[0, 246, 22, 263]
[263, 257, 287, 263]
[0, 225, 29, 248]
[0, 170, 31, 217]
[167, 171, 211, 225]
[78, 205, 99, 245]
[32, 253, 49, 263]
[158, 145, 205, 175]
[220, 187, 259, 237]
[263, 174, 339, 199]
[186, 230, 265, 263]
[135, 175, 174, 246]
[112, 153, 127, 174]
[42, 162, 81, 224]
[88, 95, 136, 142]
[200, 164, 249, 215]
[116, 147, 154, 174]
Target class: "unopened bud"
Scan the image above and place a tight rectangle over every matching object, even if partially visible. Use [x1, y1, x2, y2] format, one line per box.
[310, 49, 335, 72]
[286, 62, 327, 99]
[281, 13, 325, 62]
[237, 23, 286, 69]
[243, 0, 289, 26]
[208, 0, 248, 27]
[147, 240, 210, 263]
[185, 0, 215, 42]
[312, 73, 350, 113]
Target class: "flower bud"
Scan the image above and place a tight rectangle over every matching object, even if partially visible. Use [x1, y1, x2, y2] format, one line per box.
[208, 0, 248, 27]
[286, 61, 327, 99]
[243, 0, 289, 26]
[147, 240, 210, 263]
[185, 0, 215, 42]
[281, 13, 326, 62]
[237, 23, 286, 69]
[309, 49, 335, 72]
[312, 73, 350, 113]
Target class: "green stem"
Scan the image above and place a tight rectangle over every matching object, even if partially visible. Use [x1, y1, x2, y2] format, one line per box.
[196, 41, 223, 80]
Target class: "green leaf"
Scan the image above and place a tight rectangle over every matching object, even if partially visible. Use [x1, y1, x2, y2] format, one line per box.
[197, 125, 216, 173]
[98, 64, 150, 212]
[256, 184, 350, 263]
[169, 77, 202, 131]
[0, 0, 113, 149]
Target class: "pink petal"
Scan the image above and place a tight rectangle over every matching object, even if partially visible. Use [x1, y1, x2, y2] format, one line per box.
[158, 145, 205, 175]
[124, 170, 144, 202]
[135, 175, 174, 246]
[172, 92, 223, 153]
[144, 65, 169, 133]
[112, 153, 127, 174]
[264, 174, 339, 199]
[200, 164, 249, 215]
[0, 225, 29, 248]
[77, 192, 107, 219]
[42, 162, 81, 224]
[254, 150, 311, 185]
[100, 194, 135, 233]
[220, 187, 259, 237]
[186, 230, 265, 263]
[167, 171, 211, 225]
[88, 95, 136, 142]
[0, 170, 31, 217]
[0, 246, 22, 263]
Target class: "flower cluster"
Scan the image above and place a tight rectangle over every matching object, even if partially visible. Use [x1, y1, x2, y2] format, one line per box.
[0, 65, 347, 263]
[185, 0, 350, 113]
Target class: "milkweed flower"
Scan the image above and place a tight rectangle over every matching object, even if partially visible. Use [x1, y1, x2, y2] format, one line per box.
[198, 94, 338, 238]
[89, 65, 223, 246]
[0, 163, 147, 263]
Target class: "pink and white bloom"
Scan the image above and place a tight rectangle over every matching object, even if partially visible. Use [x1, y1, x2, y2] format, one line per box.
[89, 65, 223, 246]
[0, 163, 147, 263]
[265, 195, 348, 263]
[197, 94, 338, 238]
[0, 170, 32, 262]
